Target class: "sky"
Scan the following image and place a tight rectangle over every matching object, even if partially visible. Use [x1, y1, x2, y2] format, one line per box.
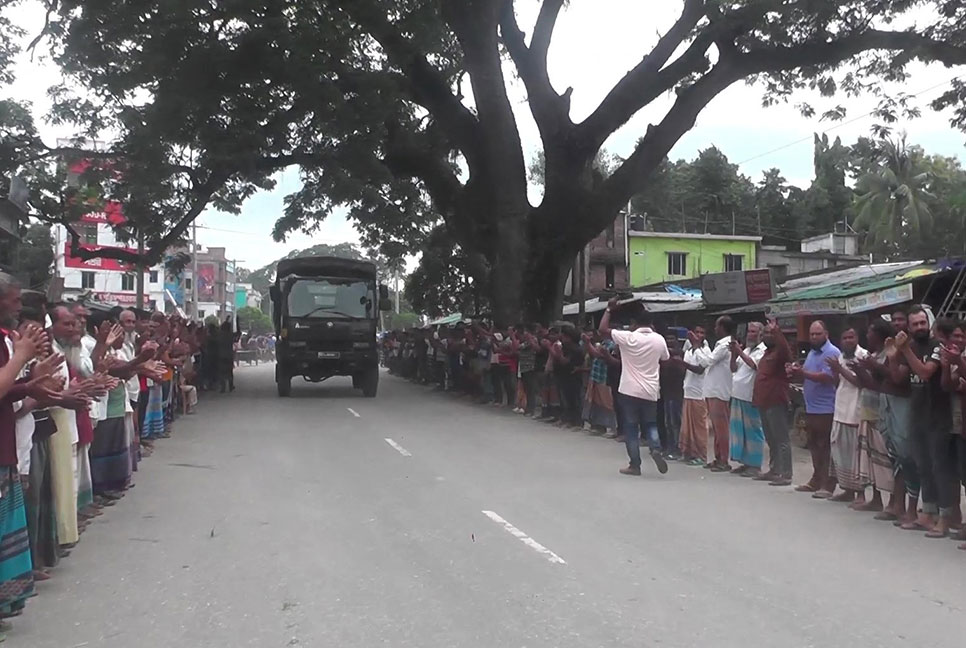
[7, 1, 966, 270]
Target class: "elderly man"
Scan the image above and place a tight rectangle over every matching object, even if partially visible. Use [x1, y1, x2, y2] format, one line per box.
[729, 322, 767, 477]
[789, 321, 841, 498]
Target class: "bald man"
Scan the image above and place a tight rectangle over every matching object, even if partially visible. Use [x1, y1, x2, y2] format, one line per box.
[789, 320, 840, 497]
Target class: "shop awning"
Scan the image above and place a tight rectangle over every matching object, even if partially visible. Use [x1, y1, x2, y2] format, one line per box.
[716, 262, 937, 316]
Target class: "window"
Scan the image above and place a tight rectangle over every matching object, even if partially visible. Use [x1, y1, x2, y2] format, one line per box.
[667, 252, 687, 277]
[605, 219, 616, 248]
[198, 310, 205, 319]
[724, 254, 744, 272]
[78, 224, 98, 245]
[184, 278, 192, 290]
[287, 278, 374, 319]
[81, 271, 95, 289]
[149, 270, 159, 283]
[605, 264, 616, 289]
[121, 273, 136, 291]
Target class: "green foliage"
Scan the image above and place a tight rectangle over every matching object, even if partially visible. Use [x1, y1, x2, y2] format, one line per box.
[237, 305, 273, 335]
[0, 223, 55, 289]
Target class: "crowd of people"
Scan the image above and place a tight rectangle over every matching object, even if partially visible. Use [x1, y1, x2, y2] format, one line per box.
[0, 272, 243, 640]
[385, 298, 966, 553]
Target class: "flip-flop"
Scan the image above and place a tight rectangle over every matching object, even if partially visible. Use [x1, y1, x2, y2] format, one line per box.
[795, 484, 818, 493]
[925, 527, 948, 539]
[874, 512, 898, 521]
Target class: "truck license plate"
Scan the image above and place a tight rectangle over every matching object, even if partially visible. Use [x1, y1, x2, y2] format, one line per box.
[318, 351, 341, 359]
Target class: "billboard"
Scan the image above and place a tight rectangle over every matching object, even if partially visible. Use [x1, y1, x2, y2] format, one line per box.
[63, 243, 135, 271]
[197, 263, 216, 301]
[701, 269, 775, 305]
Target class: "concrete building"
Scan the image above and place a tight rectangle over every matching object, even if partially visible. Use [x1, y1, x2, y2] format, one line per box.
[628, 231, 761, 287]
[52, 218, 165, 309]
[234, 283, 263, 311]
[757, 232, 865, 281]
[175, 246, 238, 321]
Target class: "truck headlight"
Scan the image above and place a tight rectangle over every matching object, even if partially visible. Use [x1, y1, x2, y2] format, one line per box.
[353, 342, 372, 349]
[289, 341, 307, 348]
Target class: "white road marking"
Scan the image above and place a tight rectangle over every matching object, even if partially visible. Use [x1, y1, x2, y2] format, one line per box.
[481, 510, 566, 565]
[384, 438, 412, 457]
[346, 408, 361, 418]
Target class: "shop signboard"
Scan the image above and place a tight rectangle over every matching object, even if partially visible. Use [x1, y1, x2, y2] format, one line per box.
[63, 243, 135, 271]
[845, 283, 913, 314]
[765, 283, 914, 317]
[702, 269, 775, 305]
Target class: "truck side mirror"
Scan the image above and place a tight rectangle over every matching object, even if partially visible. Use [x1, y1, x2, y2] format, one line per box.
[269, 285, 280, 302]
[379, 284, 390, 300]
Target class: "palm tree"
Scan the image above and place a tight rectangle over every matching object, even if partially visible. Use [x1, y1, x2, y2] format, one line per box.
[855, 136, 933, 256]
[853, 136, 933, 257]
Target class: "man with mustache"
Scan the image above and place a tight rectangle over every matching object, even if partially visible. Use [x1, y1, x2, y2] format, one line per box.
[788, 321, 840, 498]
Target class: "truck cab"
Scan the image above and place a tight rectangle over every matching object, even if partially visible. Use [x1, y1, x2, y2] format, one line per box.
[270, 256, 391, 397]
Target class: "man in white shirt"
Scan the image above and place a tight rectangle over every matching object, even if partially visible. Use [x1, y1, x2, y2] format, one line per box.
[697, 316, 736, 472]
[825, 326, 868, 503]
[599, 298, 669, 477]
[679, 326, 710, 466]
[729, 321, 767, 477]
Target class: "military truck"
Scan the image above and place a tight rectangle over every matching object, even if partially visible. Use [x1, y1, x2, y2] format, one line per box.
[270, 256, 391, 397]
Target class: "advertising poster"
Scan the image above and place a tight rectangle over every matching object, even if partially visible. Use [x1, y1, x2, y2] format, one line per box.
[197, 263, 216, 301]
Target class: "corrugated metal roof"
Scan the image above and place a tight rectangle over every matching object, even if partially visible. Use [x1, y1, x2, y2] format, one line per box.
[562, 292, 702, 316]
[778, 261, 925, 293]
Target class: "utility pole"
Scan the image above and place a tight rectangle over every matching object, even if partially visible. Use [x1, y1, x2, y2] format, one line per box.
[191, 221, 199, 321]
[135, 228, 145, 310]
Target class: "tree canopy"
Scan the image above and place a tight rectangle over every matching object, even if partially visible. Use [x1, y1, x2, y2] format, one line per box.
[3, 1, 966, 321]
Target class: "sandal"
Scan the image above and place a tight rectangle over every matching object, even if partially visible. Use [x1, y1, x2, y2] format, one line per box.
[873, 511, 898, 521]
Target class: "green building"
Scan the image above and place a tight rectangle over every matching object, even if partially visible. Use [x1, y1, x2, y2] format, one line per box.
[628, 232, 761, 287]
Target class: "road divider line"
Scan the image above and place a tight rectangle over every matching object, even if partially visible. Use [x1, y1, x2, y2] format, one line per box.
[481, 510, 566, 565]
[347, 408, 361, 418]
[384, 438, 412, 457]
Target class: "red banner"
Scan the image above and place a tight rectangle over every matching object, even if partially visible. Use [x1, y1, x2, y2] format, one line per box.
[63, 243, 135, 272]
[79, 200, 126, 225]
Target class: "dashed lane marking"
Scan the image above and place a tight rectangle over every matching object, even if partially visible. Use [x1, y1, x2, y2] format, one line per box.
[384, 438, 412, 457]
[481, 510, 567, 565]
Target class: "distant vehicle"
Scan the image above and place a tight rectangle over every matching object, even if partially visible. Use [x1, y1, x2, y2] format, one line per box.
[270, 256, 391, 397]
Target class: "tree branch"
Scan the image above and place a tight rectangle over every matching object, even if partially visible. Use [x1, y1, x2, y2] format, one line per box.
[330, 1, 482, 168]
[498, 0, 571, 141]
[442, 1, 529, 207]
[531, 0, 565, 69]
[590, 63, 742, 237]
[575, 0, 708, 154]
[741, 29, 966, 72]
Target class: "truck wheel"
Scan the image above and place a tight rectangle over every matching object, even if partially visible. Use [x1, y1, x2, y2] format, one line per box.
[277, 365, 292, 397]
[362, 367, 378, 398]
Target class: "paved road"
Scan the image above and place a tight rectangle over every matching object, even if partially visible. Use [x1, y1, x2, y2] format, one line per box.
[20, 364, 966, 647]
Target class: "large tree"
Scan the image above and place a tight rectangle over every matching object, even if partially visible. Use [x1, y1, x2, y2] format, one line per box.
[5, 1, 966, 321]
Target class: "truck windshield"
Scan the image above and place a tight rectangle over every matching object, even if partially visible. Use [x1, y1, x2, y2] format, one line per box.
[286, 278, 373, 319]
